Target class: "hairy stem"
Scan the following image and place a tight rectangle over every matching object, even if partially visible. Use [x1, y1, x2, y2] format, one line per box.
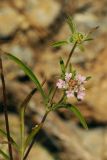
[0, 56, 13, 160]
[23, 111, 49, 160]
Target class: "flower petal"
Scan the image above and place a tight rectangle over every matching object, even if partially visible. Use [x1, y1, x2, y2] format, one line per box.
[65, 73, 72, 81]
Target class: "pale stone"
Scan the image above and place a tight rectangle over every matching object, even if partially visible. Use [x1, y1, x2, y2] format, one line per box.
[25, 0, 61, 28]
[0, 7, 23, 38]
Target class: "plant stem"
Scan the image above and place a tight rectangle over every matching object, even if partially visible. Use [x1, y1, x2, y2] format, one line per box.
[0, 56, 13, 160]
[65, 41, 77, 68]
[23, 111, 49, 160]
[20, 79, 46, 160]
[49, 42, 77, 104]
[20, 110, 24, 160]
[50, 86, 58, 104]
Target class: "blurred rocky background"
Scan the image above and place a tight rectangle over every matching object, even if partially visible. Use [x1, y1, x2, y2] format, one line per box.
[0, 0, 107, 160]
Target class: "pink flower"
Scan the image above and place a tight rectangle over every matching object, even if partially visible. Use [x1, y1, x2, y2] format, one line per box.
[65, 73, 72, 81]
[77, 91, 85, 100]
[76, 74, 86, 84]
[56, 72, 88, 101]
[56, 79, 66, 89]
[66, 90, 74, 98]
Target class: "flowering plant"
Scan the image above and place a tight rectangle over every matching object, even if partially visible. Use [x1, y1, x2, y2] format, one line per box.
[0, 16, 96, 160]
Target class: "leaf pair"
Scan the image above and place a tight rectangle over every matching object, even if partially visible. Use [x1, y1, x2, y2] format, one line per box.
[52, 16, 96, 50]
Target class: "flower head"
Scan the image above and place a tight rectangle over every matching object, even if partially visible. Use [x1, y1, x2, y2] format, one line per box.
[56, 72, 87, 101]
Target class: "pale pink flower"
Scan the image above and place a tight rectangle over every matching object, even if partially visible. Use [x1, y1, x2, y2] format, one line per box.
[76, 74, 86, 84]
[56, 72, 87, 101]
[77, 91, 85, 100]
[66, 90, 74, 98]
[56, 79, 66, 89]
[65, 73, 72, 82]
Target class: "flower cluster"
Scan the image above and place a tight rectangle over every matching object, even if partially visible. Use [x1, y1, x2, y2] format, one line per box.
[56, 72, 86, 101]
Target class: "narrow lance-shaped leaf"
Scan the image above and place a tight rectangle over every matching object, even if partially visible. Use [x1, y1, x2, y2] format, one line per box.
[67, 104, 88, 129]
[78, 44, 85, 52]
[5, 53, 48, 104]
[19, 78, 46, 145]
[0, 129, 19, 150]
[67, 16, 77, 34]
[84, 38, 93, 42]
[69, 63, 73, 73]
[20, 78, 46, 112]
[86, 76, 91, 81]
[24, 124, 41, 150]
[55, 103, 88, 129]
[19, 87, 37, 156]
[52, 40, 68, 47]
[60, 58, 65, 75]
[0, 149, 9, 160]
[47, 87, 53, 99]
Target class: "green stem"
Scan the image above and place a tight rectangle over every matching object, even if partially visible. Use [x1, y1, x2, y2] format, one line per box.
[20, 110, 25, 160]
[0, 56, 13, 160]
[23, 110, 50, 160]
[65, 41, 77, 68]
[50, 86, 58, 104]
[20, 79, 46, 160]
[50, 42, 77, 104]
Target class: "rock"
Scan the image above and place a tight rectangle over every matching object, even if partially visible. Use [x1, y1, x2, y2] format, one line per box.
[0, 7, 23, 39]
[0, 43, 34, 81]
[85, 47, 107, 122]
[10, 0, 25, 10]
[29, 144, 54, 160]
[25, 0, 61, 28]
[26, 105, 107, 160]
[35, 48, 60, 79]
[6, 44, 34, 65]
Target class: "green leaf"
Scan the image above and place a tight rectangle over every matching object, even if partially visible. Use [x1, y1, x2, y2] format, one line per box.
[20, 88, 37, 112]
[60, 58, 65, 75]
[72, 69, 76, 79]
[19, 88, 37, 156]
[5, 53, 48, 104]
[47, 87, 53, 99]
[0, 149, 9, 160]
[67, 16, 76, 34]
[69, 63, 73, 73]
[67, 104, 88, 129]
[55, 103, 88, 129]
[24, 124, 41, 150]
[86, 76, 92, 81]
[84, 38, 93, 42]
[0, 129, 19, 150]
[78, 44, 85, 52]
[52, 41, 68, 47]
